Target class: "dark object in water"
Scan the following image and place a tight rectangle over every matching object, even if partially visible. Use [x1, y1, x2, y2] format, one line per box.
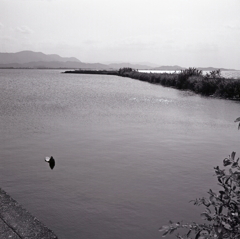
[45, 156, 55, 170]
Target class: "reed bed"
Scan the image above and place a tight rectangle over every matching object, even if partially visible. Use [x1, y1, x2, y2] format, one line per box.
[118, 67, 240, 100]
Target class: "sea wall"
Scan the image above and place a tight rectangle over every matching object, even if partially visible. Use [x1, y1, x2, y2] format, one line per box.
[0, 188, 58, 239]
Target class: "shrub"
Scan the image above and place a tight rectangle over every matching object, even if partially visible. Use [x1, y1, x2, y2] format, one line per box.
[159, 118, 240, 239]
[180, 68, 203, 77]
[205, 70, 222, 79]
[117, 68, 240, 100]
[118, 67, 135, 76]
[177, 68, 203, 89]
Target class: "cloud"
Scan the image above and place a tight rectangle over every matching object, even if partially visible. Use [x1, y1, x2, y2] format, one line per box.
[16, 26, 34, 34]
[0, 22, 3, 29]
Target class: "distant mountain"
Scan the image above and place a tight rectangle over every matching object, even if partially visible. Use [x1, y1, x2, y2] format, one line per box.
[152, 65, 186, 71]
[0, 51, 80, 64]
[0, 51, 237, 71]
[197, 67, 237, 71]
[0, 61, 110, 69]
[0, 51, 113, 69]
[108, 62, 152, 70]
[0, 51, 156, 69]
[135, 62, 159, 68]
[0, 51, 154, 69]
[152, 66, 237, 71]
[105, 61, 158, 68]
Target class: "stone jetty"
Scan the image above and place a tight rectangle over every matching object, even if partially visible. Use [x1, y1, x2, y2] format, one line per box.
[0, 188, 58, 239]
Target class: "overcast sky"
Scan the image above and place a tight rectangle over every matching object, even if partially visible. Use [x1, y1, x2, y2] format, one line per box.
[1, 0, 240, 68]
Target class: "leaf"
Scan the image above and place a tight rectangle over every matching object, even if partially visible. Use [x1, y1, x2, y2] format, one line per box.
[231, 162, 238, 168]
[222, 221, 232, 230]
[202, 198, 210, 207]
[205, 207, 211, 214]
[195, 230, 201, 239]
[162, 230, 169, 237]
[159, 226, 164, 232]
[169, 228, 176, 234]
[209, 195, 216, 204]
[201, 212, 211, 220]
[176, 235, 184, 239]
[187, 229, 192, 237]
[217, 226, 223, 233]
[217, 177, 222, 183]
[223, 158, 232, 166]
[209, 189, 215, 195]
[231, 152, 236, 160]
[218, 206, 223, 214]
[159, 225, 169, 232]
[234, 117, 240, 122]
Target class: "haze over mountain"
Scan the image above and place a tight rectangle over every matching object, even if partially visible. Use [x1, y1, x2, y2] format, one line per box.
[0, 51, 237, 71]
[152, 65, 185, 70]
[107, 62, 153, 70]
[0, 51, 80, 64]
[0, 51, 154, 69]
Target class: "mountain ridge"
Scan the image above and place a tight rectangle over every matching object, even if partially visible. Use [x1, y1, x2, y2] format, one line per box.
[0, 51, 237, 71]
[0, 51, 80, 64]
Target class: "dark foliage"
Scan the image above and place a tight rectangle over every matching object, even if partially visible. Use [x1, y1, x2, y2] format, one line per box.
[118, 68, 240, 100]
[159, 119, 240, 239]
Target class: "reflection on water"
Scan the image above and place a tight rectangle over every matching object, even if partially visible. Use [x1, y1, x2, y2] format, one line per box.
[1, 69, 240, 239]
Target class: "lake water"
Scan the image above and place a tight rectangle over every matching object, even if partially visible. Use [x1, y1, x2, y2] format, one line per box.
[1, 69, 240, 239]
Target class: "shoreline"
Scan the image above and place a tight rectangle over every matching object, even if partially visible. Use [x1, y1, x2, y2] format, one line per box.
[64, 69, 240, 101]
[0, 188, 58, 239]
[64, 69, 118, 75]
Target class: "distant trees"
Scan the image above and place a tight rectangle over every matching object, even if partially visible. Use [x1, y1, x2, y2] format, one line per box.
[118, 67, 135, 76]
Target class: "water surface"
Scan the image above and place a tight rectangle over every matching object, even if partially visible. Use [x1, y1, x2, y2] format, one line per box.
[1, 69, 240, 239]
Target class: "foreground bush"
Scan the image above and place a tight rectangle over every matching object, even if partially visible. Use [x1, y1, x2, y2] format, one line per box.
[159, 118, 240, 239]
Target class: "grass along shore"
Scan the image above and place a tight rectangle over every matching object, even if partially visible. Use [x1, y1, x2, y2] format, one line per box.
[65, 67, 240, 100]
[118, 67, 240, 100]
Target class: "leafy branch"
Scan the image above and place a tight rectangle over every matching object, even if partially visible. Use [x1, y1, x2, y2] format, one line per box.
[160, 118, 240, 239]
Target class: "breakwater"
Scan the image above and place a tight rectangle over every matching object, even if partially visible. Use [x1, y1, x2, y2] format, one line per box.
[0, 188, 58, 239]
[64, 69, 118, 75]
[64, 68, 240, 100]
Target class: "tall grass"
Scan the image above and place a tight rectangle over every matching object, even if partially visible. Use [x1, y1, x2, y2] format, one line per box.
[118, 68, 240, 100]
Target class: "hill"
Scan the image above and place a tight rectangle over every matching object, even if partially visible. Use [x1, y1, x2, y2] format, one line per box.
[0, 51, 237, 71]
[0, 51, 80, 64]
[108, 62, 152, 70]
[152, 65, 185, 71]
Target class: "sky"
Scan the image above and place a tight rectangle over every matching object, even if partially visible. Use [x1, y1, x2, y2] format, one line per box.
[0, 0, 240, 68]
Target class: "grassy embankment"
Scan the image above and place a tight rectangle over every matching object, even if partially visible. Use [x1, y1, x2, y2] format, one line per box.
[118, 67, 240, 100]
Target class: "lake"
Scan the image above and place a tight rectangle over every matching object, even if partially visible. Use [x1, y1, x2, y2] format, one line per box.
[1, 69, 240, 239]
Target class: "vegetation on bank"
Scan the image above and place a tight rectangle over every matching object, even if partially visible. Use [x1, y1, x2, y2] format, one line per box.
[118, 67, 240, 100]
[159, 119, 240, 239]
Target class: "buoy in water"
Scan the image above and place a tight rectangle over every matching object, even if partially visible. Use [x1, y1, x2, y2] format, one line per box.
[45, 156, 55, 170]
